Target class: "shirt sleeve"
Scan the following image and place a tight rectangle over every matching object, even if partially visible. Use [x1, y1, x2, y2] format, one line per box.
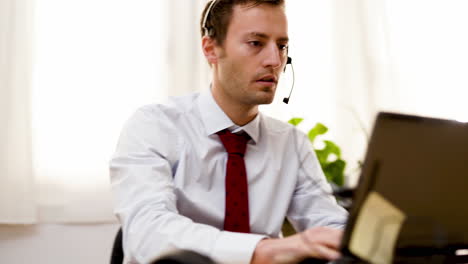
[286, 130, 349, 231]
[110, 107, 265, 264]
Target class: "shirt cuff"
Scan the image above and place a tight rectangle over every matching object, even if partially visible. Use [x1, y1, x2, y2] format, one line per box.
[210, 231, 267, 264]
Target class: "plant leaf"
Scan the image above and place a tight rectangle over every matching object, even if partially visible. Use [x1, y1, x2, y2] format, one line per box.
[315, 140, 341, 166]
[294, 118, 350, 186]
[315, 149, 328, 165]
[323, 159, 346, 186]
[288, 118, 304, 126]
[308, 123, 328, 143]
[322, 140, 341, 158]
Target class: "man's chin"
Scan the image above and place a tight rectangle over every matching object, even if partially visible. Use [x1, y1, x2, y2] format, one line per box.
[250, 91, 276, 105]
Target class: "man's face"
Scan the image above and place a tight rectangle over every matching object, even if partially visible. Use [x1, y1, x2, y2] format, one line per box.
[214, 4, 289, 106]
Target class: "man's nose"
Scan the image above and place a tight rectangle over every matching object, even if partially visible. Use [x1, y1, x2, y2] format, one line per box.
[262, 44, 283, 69]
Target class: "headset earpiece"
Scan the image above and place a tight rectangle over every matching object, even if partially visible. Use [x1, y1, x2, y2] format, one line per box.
[284, 56, 292, 72]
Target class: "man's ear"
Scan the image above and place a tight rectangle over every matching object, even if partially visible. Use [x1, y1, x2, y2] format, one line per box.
[202, 36, 218, 65]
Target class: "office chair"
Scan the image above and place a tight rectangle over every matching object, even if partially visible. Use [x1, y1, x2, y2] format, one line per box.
[151, 250, 217, 264]
[110, 228, 124, 264]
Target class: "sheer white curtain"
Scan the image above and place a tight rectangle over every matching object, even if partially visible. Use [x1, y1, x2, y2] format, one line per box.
[385, 0, 468, 123]
[31, 0, 169, 222]
[166, 0, 211, 96]
[332, 0, 468, 185]
[1, 0, 208, 223]
[332, 0, 395, 185]
[0, 0, 36, 224]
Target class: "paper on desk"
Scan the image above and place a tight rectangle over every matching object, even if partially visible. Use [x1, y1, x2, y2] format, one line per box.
[349, 191, 406, 264]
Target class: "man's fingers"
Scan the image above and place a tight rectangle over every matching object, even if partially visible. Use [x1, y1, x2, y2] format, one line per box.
[320, 228, 343, 248]
[298, 227, 344, 260]
[314, 244, 342, 260]
[303, 227, 343, 249]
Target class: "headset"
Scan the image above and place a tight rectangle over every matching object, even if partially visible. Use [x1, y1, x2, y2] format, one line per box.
[202, 0, 295, 104]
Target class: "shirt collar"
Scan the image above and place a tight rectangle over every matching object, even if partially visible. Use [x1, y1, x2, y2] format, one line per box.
[197, 89, 261, 144]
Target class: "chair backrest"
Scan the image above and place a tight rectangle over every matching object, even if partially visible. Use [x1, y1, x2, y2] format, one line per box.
[151, 250, 217, 264]
[110, 228, 124, 264]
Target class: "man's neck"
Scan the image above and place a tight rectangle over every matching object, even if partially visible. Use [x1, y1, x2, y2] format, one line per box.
[211, 87, 258, 127]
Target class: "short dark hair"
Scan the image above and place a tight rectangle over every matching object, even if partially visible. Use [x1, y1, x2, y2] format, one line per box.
[200, 0, 285, 46]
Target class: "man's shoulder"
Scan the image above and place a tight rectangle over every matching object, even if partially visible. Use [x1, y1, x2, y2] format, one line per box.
[261, 113, 302, 135]
[259, 114, 309, 147]
[120, 92, 202, 138]
[134, 92, 200, 119]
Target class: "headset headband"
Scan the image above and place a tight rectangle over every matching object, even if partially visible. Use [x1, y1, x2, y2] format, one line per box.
[202, 0, 219, 37]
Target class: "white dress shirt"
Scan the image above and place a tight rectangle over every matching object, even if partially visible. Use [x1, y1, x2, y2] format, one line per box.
[110, 89, 348, 264]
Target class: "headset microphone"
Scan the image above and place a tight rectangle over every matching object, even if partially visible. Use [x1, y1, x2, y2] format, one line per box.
[283, 56, 295, 104]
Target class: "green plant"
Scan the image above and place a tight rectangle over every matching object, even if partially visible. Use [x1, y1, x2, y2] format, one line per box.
[281, 118, 350, 236]
[288, 118, 346, 187]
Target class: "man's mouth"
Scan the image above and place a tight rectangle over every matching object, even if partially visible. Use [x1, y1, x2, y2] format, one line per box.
[255, 75, 277, 84]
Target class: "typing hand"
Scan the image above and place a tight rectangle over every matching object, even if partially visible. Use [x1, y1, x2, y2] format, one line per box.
[251, 226, 343, 264]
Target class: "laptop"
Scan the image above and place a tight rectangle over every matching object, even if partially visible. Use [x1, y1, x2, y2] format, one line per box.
[329, 112, 468, 264]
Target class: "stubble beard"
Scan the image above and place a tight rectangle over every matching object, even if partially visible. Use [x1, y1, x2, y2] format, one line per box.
[220, 61, 276, 107]
[223, 72, 276, 106]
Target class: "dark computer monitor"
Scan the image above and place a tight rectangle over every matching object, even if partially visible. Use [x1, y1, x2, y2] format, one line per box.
[340, 112, 468, 263]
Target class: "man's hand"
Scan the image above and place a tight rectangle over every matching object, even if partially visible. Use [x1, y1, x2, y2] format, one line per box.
[251, 226, 343, 264]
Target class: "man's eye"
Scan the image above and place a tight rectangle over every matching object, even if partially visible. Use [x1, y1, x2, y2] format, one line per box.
[249, 41, 262, 47]
[279, 44, 288, 50]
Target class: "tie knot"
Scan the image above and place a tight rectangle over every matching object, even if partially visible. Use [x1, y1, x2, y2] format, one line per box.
[217, 129, 250, 156]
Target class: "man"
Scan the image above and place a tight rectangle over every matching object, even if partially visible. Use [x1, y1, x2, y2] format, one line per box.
[110, 1, 348, 263]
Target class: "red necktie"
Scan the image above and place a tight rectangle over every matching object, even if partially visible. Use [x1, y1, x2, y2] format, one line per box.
[217, 129, 251, 233]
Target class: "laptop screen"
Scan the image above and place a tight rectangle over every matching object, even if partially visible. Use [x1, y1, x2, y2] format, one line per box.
[340, 112, 468, 261]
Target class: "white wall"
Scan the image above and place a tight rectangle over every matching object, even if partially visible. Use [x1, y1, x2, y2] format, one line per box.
[0, 223, 120, 264]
